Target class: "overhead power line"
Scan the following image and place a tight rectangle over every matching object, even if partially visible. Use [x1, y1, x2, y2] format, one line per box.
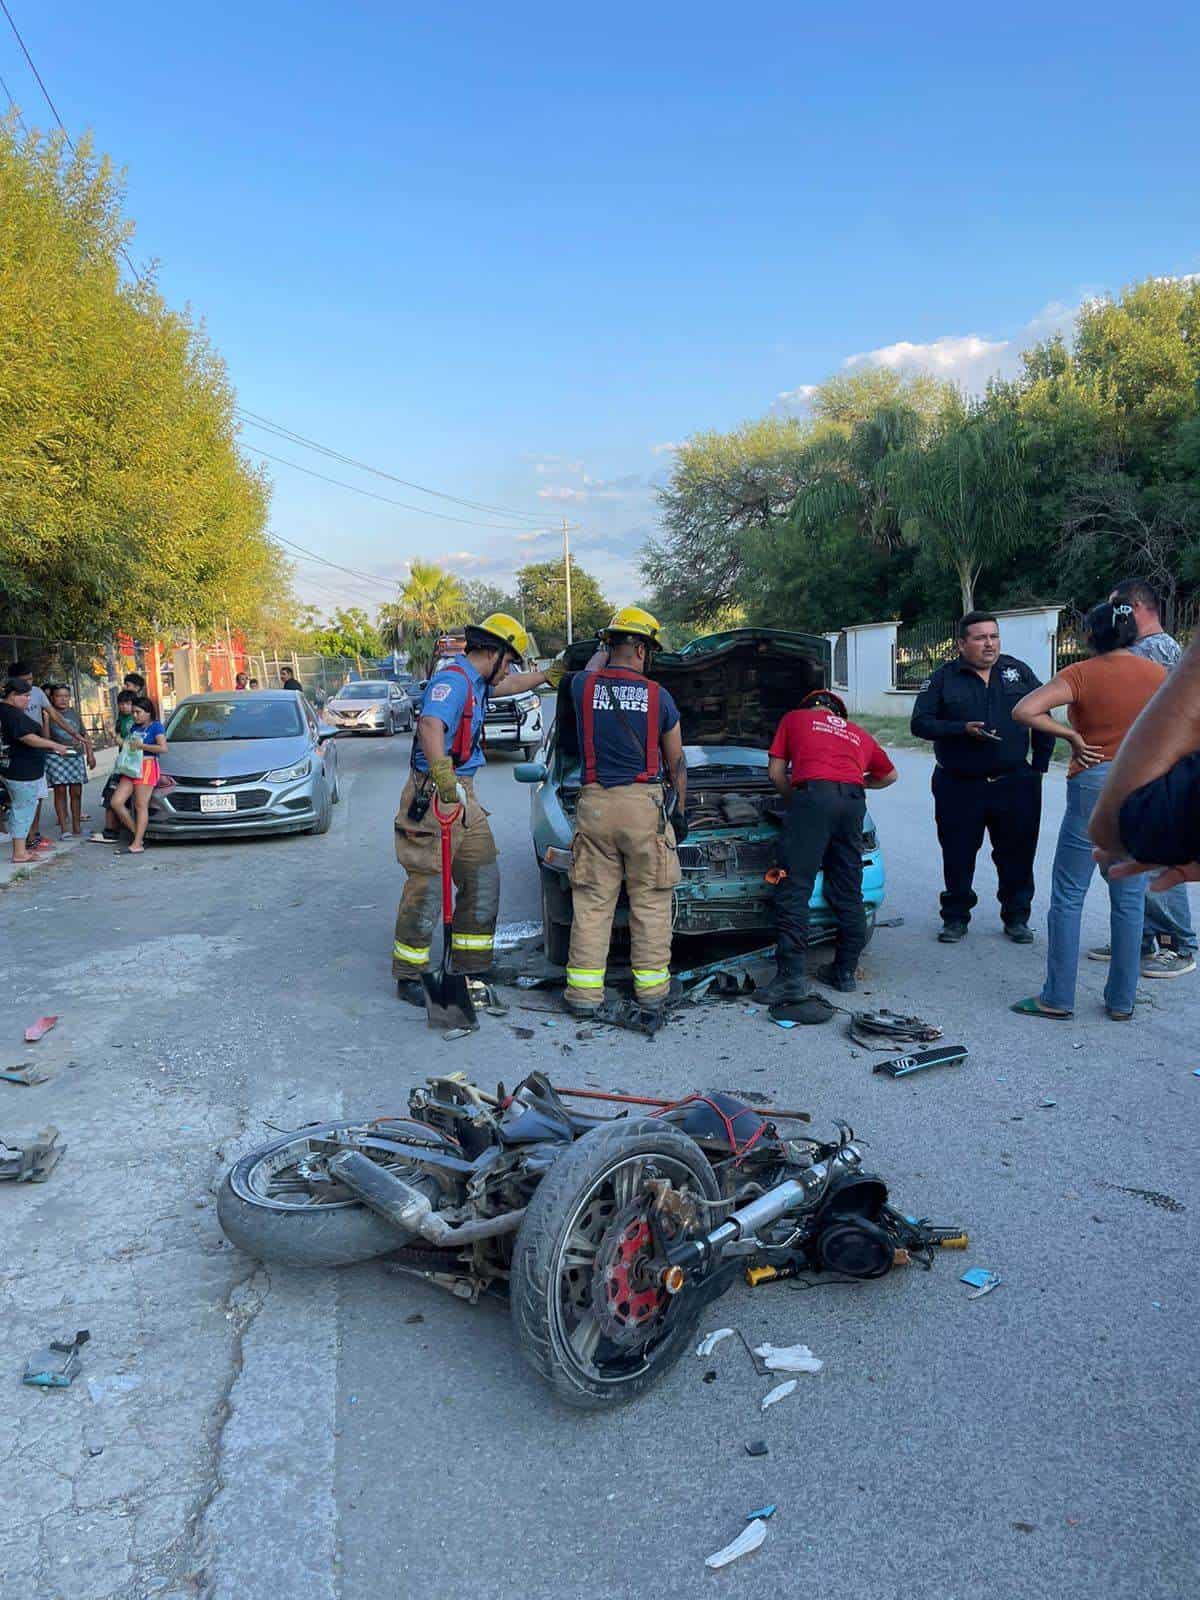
[236, 410, 551, 525]
[249, 445, 558, 533]
[270, 533, 399, 591]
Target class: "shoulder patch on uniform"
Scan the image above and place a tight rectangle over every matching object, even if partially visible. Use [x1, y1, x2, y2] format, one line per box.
[1002, 666, 1020, 683]
[429, 682, 452, 703]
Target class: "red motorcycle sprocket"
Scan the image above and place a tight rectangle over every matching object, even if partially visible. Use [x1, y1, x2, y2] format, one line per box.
[591, 1200, 670, 1347]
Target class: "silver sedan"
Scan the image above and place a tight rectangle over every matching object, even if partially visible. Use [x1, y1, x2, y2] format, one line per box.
[324, 680, 413, 735]
[146, 691, 340, 840]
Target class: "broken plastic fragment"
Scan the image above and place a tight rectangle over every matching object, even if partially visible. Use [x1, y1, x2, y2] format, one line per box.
[961, 1267, 1001, 1299]
[746, 1505, 777, 1521]
[744, 1440, 769, 1457]
[705, 1518, 767, 1569]
[23, 1329, 89, 1388]
[696, 1327, 734, 1357]
[753, 1342, 823, 1374]
[761, 1378, 798, 1411]
[1038, 1098, 1057, 1108]
[773, 1018, 798, 1029]
[24, 1016, 58, 1043]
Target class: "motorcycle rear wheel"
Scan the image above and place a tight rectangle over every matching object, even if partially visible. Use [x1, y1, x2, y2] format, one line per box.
[510, 1117, 722, 1410]
[217, 1119, 447, 1269]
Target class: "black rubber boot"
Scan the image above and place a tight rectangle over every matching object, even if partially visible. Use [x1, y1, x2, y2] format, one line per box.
[752, 953, 810, 1007]
[396, 977, 426, 1008]
[938, 922, 968, 944]
[815, 961, 857, 993]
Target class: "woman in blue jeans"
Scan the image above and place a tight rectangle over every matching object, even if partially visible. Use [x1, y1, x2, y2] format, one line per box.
[1009, 602, 1167, 1020]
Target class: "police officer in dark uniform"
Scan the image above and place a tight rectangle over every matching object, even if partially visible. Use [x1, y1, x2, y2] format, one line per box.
[911, 611, 1055, 943]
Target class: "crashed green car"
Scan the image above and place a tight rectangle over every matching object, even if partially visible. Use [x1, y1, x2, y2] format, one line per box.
[515, 628, 887, 964]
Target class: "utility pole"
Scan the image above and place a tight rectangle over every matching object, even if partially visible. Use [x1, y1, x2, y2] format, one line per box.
[563, 519, 573, 646]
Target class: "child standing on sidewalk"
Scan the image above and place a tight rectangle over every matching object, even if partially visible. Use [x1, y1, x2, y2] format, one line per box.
[44, 684, 96, 837]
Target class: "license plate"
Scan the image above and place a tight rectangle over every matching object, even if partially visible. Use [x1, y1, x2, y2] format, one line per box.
[200, 793, 237, 814]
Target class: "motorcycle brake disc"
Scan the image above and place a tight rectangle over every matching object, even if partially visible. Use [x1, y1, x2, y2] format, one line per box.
[591, 1200, 671, 1348]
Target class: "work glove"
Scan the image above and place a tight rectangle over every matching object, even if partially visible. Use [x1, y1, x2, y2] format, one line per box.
[672, 811, 689, 845]
[429, 756, 461, 807]
[543, 654, 568, 689]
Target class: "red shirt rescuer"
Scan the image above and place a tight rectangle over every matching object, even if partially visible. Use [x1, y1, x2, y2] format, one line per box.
[757, 690, 898, 1014]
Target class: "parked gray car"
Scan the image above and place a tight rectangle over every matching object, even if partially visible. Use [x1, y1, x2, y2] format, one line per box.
[325, 679, 413, 735]
[145, 692, 340, 840]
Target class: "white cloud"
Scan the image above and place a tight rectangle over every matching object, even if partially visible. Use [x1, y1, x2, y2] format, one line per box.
[651, 441, 683, 456]
[537, 485, 588, 502]
[773, 384, 818, 413]
[844, 334, 1011, 390]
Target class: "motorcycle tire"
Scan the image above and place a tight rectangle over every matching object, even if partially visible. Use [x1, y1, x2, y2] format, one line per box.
[217, 1120, 439, 1269]
[510, 1117, 722, 1411]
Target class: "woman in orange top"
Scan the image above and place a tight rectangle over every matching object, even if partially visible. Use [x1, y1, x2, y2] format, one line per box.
[1010, 602, 1166, 1020]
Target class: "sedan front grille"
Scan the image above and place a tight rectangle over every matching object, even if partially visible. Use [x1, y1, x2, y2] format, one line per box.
[677, 835, 778, 878]
[168, 788, 273, 814]
[171, 772, 268, 787]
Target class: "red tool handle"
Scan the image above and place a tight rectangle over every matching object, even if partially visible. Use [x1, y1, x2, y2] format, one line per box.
[431, 798, 463, 928]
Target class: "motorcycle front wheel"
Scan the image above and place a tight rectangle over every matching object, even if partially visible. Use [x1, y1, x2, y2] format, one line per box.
[510, 1117, 722, 1411]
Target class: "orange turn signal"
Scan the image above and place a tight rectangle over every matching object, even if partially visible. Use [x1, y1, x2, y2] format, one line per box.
[662, 1265, 686, 1295]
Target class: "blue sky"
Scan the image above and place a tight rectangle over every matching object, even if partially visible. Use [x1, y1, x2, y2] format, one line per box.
[6, 2, 1199, 612]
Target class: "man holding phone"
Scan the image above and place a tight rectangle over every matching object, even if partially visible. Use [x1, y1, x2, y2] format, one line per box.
[911, 612, 1054, 943]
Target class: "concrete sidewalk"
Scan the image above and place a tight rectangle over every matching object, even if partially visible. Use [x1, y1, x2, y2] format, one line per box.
[1, 746, 119, 892]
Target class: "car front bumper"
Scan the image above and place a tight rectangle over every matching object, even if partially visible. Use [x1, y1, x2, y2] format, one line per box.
[484, 702, 543, 749]
[145, 774, 325, 838]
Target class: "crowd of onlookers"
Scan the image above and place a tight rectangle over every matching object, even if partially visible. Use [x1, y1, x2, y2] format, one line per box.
[0, 662, 308, 863]
[907, 577, 1195, 1022]
[0, 663, 166, 862]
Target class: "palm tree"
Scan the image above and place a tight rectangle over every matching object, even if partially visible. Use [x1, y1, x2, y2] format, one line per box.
[377, 561, 469, 675]
[789, 403, 923, 550]
[888, 412, 1028, 613]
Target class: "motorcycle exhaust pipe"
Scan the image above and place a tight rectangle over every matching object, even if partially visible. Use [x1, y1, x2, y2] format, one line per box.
[664, 1143, 864, 1281]
[328, 1150, 525, 1245]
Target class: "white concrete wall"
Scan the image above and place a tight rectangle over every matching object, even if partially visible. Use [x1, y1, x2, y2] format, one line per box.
[833, 606, 1063, 718]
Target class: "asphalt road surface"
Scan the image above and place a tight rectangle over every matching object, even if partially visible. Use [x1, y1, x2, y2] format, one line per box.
[2, 728, 1196, 1600]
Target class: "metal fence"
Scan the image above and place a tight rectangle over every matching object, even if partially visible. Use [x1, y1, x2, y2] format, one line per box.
[892, 620, 957, 690]
[240, 652, 391, 707]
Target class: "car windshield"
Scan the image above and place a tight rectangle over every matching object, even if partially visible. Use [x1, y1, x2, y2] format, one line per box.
[166, 699, 306, 741]
[336, 683, 387, 700]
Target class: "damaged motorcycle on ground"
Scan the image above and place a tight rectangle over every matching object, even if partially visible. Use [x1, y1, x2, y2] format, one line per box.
[217, 1073, 964, 1409]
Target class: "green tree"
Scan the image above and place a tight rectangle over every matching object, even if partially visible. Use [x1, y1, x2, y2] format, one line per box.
[377, 561, 468, 676]
[889, 407, 1029, 613]
[0, 121, 283, 639]
[305, 607, 384, 659]
[460, 579, 519, 620]
[515, 559, 610, 652]
[642, 371, 952, 629]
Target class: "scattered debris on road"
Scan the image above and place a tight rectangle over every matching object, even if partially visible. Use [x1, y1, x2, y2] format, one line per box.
[744, 1440, 769, 1457]
[0, 1062, 52, 1086]
[746, 1504, 777, 1521]
[753, 1342, 823, 1374]
[873, 1045, 968, 1078]
[23, 1329, 89, 1388]
[705, 1517, 768, 1569]
[850, 1010, 942, 1049]
[961, 1267, 1002, 1299]
[761, 1378, 798, 1410]
[696, 1327, 735, 1358]
[0, 1125, 65, 1181]
[23, 1015, 58, 1043]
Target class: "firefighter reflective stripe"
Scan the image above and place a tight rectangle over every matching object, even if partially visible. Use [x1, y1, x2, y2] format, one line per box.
[632, 967, 669, 989]
[451, 932, 494, 951]
[566, 967, 606, 989]
[393, 940, 431, 966]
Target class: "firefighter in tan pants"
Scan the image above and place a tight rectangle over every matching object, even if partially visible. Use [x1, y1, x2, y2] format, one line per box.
[563, 607, 687, 1018]
[393, 614, 562, 1003]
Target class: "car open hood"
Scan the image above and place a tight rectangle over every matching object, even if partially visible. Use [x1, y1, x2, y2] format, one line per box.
[560, 628, 828, 748]
[161, 735, 312, 778]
